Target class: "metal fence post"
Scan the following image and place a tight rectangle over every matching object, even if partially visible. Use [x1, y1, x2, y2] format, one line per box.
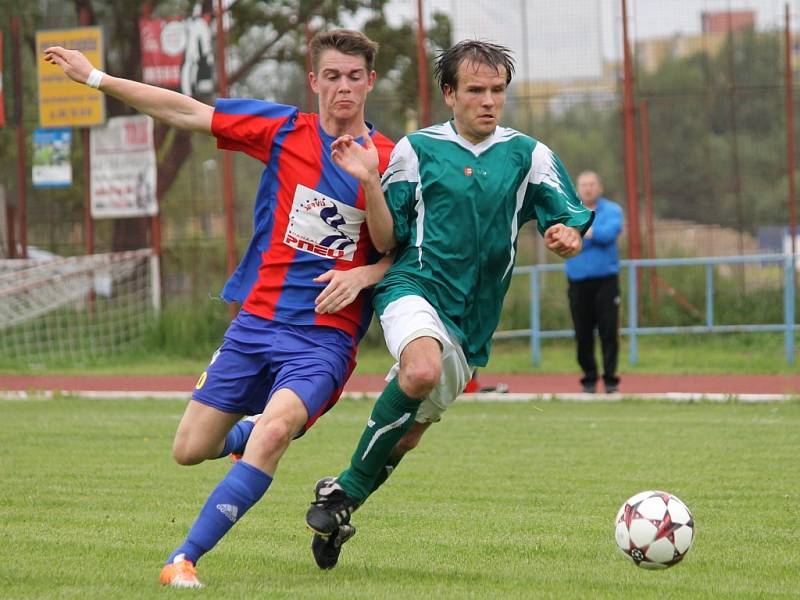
[705, 263, 714, 328]
[784, 255, 796, 364]
[504, 254, 796, 367]
[628, 262, 638, 364]
[531, 267, 541, 365]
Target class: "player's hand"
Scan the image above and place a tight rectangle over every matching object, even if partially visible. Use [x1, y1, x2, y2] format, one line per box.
[314, 268, 368, 314]
[544, 223, 582, 258]
[331, 129, 380, 184]
[43, 46, 95, 85]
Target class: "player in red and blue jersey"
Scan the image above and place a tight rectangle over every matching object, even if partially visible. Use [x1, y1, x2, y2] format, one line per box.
[45, 29, 394, 587]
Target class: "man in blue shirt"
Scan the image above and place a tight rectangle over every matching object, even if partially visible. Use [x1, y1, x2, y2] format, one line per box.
[565, 171, 623, 393]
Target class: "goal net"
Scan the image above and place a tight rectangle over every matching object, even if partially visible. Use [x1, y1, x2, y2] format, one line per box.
[0, 249, 160, 365]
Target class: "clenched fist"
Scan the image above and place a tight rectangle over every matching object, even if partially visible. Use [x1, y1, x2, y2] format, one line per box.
[544, 223, 582, 258]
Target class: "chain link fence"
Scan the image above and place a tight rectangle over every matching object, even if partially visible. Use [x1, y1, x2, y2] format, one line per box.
[4, 1, 798, 316]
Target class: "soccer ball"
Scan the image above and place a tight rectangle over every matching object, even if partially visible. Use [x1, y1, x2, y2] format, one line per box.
[614, 490, 695, 569]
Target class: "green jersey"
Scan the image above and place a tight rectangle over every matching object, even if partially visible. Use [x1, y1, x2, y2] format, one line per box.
[373, 121, 593, 366]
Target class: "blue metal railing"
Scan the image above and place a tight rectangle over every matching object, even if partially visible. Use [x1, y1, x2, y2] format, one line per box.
[495, 254, 798, 365]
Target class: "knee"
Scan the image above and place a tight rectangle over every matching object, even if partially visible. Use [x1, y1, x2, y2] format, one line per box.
[399, 361, 441, 398]
[247, 419, 295, 462]
[171, 438, 206, 466]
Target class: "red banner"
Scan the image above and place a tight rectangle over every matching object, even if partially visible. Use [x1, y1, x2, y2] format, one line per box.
[139, 13, 214, 97]
[139, 17, 185, 91]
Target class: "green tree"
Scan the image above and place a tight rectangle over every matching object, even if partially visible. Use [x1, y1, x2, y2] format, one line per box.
[637, 29, 789, 232]
[0, 0, 452, 255]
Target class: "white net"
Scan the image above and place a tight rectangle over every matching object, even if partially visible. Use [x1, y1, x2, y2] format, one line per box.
[0, 249, 160, 365]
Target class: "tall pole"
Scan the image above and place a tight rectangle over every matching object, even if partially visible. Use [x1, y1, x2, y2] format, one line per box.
[79, 7, 94, 256]
[519, 0, 533, 136]
[416, 0, 431, 127]
[11, 17, 26, 259]
[639, 99, 658, 320]
[216, 0, 238, 319]
[726, 10, 745, 259]
[620, 0, 641, 260]
[82, 135, 93, 255]
[304, 22, 315, 113]
[142, 3, 163, 296]
[785, 3, 798, 260]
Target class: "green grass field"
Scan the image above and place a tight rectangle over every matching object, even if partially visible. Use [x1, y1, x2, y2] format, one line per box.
[1, 396, 798, 599]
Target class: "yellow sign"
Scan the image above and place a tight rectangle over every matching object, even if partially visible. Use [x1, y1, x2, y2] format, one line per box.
[36, 27, 105, 128]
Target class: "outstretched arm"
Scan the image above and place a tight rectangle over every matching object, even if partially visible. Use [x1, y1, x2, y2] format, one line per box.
[331, 133, 396, 253]
[43, 46, 213, 134]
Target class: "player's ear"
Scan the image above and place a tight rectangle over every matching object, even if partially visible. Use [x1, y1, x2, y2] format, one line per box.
[443, 83, 456, 108]
[366, 69, 376, 92]
[308, 71, 320, 94]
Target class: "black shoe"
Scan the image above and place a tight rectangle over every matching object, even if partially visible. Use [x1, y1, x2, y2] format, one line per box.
[306, 477, 360, 536]
[605, 383, 619, 394]
[311, 523, 356, 569]
[581, 383, 597, 394]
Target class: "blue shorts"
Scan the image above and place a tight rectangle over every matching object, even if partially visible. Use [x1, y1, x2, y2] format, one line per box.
[192, 311, 357, 435]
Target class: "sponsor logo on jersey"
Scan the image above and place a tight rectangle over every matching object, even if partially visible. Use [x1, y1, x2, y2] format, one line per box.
[463, 166, 488, 177]
[284, 184, 364, 261]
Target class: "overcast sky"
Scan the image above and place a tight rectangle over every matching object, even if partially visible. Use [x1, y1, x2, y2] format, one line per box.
[382, 0, 796, 80]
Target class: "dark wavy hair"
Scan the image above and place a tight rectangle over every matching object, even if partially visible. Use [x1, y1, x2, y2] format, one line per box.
[309, 29, 379, 73]
[434, 40, 515, 92]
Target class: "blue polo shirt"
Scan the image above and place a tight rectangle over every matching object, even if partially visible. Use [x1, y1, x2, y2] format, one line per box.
[565, 197, 623, 281]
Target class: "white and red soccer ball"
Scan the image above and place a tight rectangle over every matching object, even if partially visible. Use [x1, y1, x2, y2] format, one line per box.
[614, 490, 695, 569]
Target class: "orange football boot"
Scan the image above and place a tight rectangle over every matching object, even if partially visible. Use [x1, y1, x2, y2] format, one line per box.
[159, 555, 204, 589]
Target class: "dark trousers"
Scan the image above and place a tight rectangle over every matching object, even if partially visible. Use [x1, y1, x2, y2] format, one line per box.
[567, 275, 620, 388]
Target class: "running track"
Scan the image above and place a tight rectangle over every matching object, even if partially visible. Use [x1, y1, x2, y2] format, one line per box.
[1, 373, 798, 398]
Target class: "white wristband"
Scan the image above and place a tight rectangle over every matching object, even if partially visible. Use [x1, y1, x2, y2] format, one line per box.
[86, 68, 105, 89]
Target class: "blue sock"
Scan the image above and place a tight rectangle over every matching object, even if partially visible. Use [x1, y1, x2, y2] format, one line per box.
[217, 418, 257, 458]
[167, 460, 272, 565]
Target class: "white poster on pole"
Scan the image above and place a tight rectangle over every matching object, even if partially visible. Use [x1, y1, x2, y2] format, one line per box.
[90, 115, 157, 218]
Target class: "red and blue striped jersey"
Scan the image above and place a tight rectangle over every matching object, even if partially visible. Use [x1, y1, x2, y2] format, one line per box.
[211, 99, 394, 341]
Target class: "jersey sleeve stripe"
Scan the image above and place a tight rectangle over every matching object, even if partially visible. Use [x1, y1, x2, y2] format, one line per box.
[529, 142, 566, 193]
[502, 174, 530, 280]
[214, 98, 297, 118]
[381, 137, 419, 188]
[212, 99, 298, 164]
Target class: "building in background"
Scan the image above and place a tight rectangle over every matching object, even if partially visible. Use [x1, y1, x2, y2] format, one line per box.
[702, 9, 755, 34]
[636, 10, 756, 74]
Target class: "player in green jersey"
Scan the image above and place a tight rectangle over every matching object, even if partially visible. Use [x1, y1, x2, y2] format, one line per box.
[305, 40, 594, 560]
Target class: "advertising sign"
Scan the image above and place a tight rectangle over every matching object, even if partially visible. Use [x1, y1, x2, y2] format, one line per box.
[139, 17, 186, 90]
[139, 11, 214, 97]
[90, 115, 157, 219]
[32, 128, 72, 188]
[36, 27, 105, 128]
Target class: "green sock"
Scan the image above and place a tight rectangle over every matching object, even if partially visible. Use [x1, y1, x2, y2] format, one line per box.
[368, 454, 403, 497]
[338, 378, 420, 502]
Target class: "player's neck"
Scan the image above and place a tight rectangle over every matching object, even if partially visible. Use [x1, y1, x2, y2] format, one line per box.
[319, 113, 367, 139]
